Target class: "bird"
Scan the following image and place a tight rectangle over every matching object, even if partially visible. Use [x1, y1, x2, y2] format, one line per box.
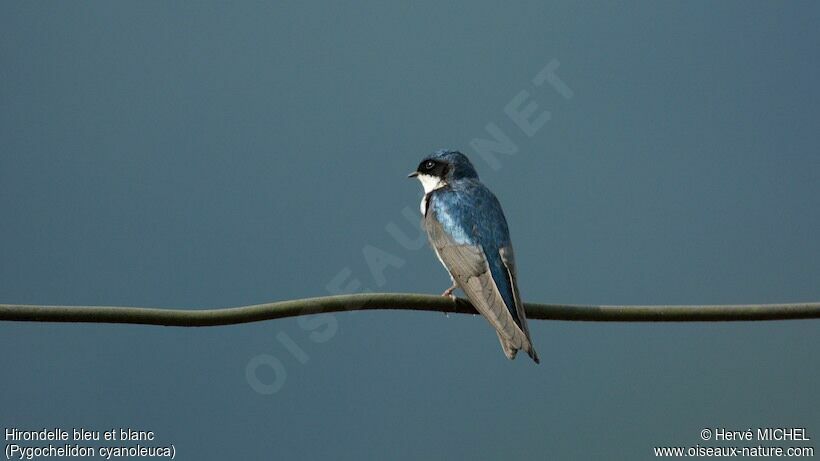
[409, 149, 539, 363]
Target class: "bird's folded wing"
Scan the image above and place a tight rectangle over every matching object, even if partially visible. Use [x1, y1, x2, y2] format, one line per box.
[437, 243, 531, 352]
[499, 245, 532, 338]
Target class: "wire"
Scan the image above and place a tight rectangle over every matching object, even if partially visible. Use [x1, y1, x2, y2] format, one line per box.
[1, 294, 818, 326]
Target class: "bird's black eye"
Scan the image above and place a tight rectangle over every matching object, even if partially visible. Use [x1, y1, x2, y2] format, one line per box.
[424, 160, 436, 170]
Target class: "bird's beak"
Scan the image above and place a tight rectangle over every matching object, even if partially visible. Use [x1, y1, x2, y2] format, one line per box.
[407, 171, 418, 178]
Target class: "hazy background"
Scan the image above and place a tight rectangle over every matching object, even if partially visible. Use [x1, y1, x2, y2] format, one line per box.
[1, 2, 818, 459]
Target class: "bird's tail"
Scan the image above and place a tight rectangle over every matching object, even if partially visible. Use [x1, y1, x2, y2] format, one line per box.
[496, 332, 540, 364]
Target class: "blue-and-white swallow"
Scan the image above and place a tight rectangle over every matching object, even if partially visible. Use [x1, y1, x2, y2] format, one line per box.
[409, 150, 540, 363]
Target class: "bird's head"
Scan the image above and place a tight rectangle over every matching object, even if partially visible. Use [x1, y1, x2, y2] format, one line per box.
[408, 150, 479, 193]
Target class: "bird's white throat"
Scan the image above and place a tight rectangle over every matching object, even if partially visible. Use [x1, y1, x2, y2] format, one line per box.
[416, 173, 447, 215]
[416, 173, 446, 194]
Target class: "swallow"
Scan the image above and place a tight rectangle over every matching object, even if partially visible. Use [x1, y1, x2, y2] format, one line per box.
[409, 149, 539, 363]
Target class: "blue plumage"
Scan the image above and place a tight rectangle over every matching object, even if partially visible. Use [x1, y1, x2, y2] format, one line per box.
[427, 181, 519, 326]
[410, 149, 539, 362]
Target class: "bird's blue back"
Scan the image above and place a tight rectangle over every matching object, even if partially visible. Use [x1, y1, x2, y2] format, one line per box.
[428, 178, 519, 322]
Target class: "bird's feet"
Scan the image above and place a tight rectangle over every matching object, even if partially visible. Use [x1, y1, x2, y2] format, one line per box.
[441, 283, 457, 301]
[441, 283, 457, 318]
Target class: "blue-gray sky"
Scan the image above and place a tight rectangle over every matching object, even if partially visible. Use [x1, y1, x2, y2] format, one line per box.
[1, 2, 818, 460]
